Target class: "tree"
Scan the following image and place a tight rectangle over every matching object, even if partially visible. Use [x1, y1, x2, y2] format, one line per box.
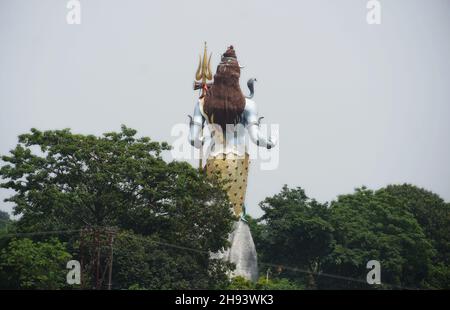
[227, 275, 303, 290]
[256, 185, 334, 288]
[380, 184, 450, 264]
[320, 187, 435, 289]
[379, 184, 450, 288]
[227, 276, 255, 290]
[0, 210, 9, 221]
[111, 230, 231, 290]
[0, 238, 71, 289]
[0, 211, 14, 251]
[0, 126, 235, 289]
[255, 277, 303, 290]
[252, 185, 448, 289]
[0, 210, 10, 232]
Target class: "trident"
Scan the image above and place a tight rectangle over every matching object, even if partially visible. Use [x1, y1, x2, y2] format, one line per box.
[193, 42, 213, 97]
[191, 42, 213, 172]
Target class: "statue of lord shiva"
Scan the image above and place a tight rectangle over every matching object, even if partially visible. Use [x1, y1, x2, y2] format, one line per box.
[189, 45, 277, 219]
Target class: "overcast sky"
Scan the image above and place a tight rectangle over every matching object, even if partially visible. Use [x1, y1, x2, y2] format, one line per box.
[1, 0, 449, 217]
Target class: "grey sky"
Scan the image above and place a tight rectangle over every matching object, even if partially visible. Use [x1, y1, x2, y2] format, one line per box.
[1, 0, 449, 218]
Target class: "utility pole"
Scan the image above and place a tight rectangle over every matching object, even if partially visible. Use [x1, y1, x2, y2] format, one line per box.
[266, 268, 271, 284]
[79, 228, 85, 289]
[78, 227, 116, 290]
[95, 229, 101, 290]
[107, 228, 116, 290]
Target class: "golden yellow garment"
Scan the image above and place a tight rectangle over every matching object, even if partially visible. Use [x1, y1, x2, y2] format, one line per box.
[205, 153, 249, 217]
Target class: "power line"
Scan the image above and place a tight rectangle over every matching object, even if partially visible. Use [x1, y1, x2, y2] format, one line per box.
[257, 262, 415, 290]
[0, 228, 82, 239]
[0, 227, 418, 289]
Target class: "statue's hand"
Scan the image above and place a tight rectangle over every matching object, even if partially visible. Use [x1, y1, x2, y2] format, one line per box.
[256, 135, 277, 149]
[266, 136, 277, 149]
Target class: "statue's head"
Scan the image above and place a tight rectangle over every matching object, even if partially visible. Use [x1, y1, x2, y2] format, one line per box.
[215, 46, 241, 85]
[204, 46, 245, 131]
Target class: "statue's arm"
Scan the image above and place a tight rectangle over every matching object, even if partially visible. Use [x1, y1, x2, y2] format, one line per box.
[188, 100, 204, 149]
[244, 100, 277, 149]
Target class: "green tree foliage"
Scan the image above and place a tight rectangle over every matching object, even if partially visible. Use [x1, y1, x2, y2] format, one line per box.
[255, 186, 334, 288]
[2, 126, 448, 289]
[0, 210, 8, 222]
[227, 276, 255, 290]
[0, 210, 10, 232]
[252, 185, 449, 289]
[0, 126, 234, 289]
[381, 184, 450, 265]
[321, 187, 434, 289]
[0, 238, 71, 289]
[227, 276, 302, 290]
[380, 184, 450, 288]
[112, 231, 231, 290]
[255, 277, 303, 290]
[0, 211, 14, 251]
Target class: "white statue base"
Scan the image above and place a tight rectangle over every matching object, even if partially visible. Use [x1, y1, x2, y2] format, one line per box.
[212, 219, 259, 282]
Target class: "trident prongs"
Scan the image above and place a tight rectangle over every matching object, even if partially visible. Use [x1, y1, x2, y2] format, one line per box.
[194, 42, 213, 95]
